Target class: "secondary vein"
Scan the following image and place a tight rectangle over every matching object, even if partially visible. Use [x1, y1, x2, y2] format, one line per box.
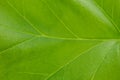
[7, 0, 46, 36]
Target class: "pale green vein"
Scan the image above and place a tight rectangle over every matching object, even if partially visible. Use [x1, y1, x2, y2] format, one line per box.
[4, 0, 120, 40]
[93, 0, 120, 33]
[2, 24, 119, 41]
[0, 23, 106, 40]
[6, 0, 79, 39]
[90, 42, 115, 80]
[0, 34, 103, 56]
[0, 36, 34, 55]
[42, 35, 120, 41]
[1, 24, 120, 41]
[0, 24, 42, 37]
[40, 0, 80, 38]
[0, 24, 108, 41]
[44, 41, 105, 80]
[76, 0, 120, 33]
[6, 0, 46, 36]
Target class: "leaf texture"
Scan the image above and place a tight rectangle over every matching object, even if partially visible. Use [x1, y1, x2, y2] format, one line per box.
[0, 0, 120, 80]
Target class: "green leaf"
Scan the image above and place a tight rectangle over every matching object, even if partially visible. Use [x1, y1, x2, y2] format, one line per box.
[0, 0, 120, 80]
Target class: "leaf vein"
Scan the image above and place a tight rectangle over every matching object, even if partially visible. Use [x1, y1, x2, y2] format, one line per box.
[45, 41, 104, 80]
[7, 0, 46, 36]
[94, 0, 120, 33]
[40, 0, 79, 38]
[90, 43, 115, 80]
[0, 37, 34, 55]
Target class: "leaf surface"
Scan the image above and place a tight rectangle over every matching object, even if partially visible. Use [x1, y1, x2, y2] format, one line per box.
[0, 0, 120, 80]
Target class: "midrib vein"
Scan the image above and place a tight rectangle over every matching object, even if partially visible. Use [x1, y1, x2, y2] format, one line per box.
[42, 35, 120, 41]
[7, 0, 46, 36]
[0, 34, 118, 56]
